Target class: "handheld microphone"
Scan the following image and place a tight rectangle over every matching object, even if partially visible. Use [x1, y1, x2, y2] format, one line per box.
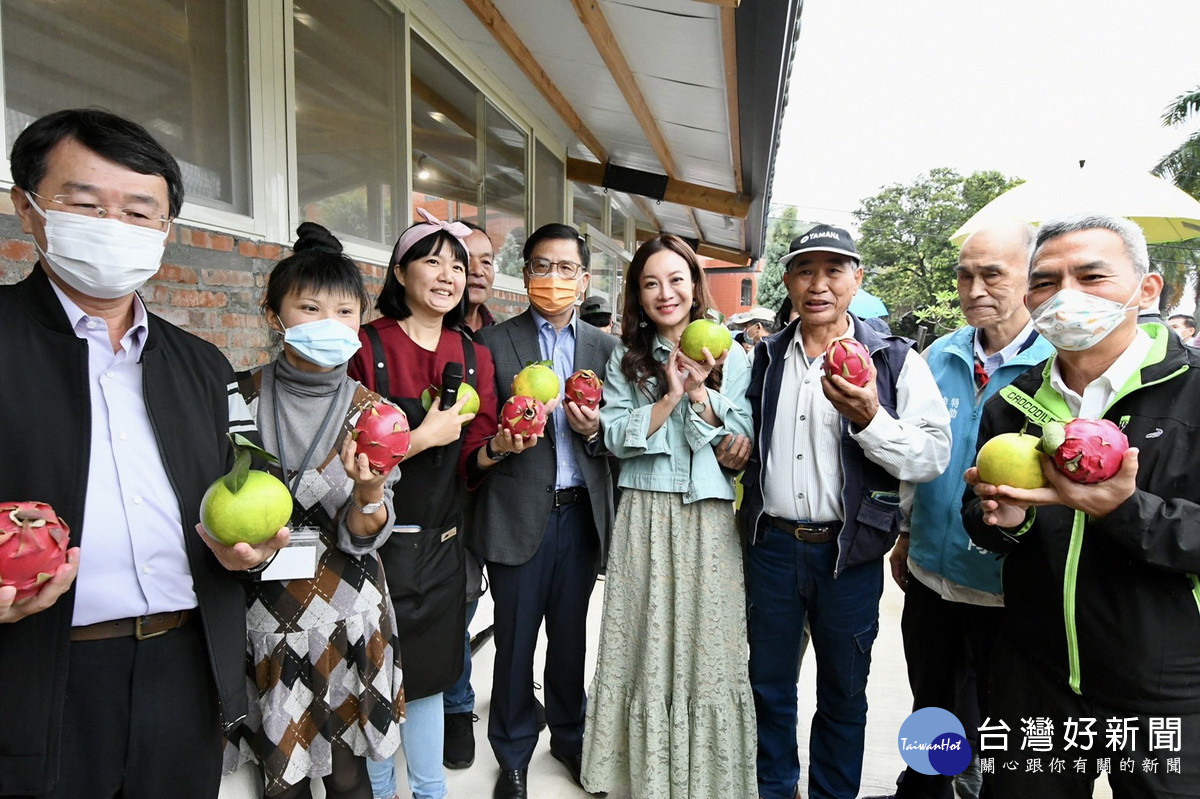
[434, 362, 465, 465]
[439, 362, 465, 409]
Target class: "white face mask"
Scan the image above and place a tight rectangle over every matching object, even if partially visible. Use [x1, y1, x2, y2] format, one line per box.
[28, 192, 167, 299]
[1030, 280, 1144, 352]
[281, 318, 362, 367]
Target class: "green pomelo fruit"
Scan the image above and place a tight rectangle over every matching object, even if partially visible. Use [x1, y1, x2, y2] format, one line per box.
[200, 470, 293, 546]
[976, 432, 1049, 490]
[512, 363, 560, 404]
[421, 383, 481, 424]
[679, 319, 733, 362]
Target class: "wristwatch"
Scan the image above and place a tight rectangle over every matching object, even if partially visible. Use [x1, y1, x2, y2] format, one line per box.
[486, 437, 512, 462]
[350, 494, 385, 515]
[690, 398, 709, 414]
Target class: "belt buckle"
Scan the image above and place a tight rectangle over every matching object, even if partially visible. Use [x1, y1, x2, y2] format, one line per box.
[134, 614, 170, 641]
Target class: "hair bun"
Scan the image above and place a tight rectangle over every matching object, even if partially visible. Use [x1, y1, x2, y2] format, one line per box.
[293, 221, 344, 254]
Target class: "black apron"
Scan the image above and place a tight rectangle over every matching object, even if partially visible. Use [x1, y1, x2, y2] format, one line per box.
[364, 325, 474, 699]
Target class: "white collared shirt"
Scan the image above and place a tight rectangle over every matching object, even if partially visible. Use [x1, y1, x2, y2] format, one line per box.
[1050, 329, 1153, 419]
[973, 320, 1037, 378]
[49, 281, 197, 626]
[761, 317, 952, 522]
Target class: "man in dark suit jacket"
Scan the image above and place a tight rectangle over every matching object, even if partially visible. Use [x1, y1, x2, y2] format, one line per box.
[469, 223, 616, 799]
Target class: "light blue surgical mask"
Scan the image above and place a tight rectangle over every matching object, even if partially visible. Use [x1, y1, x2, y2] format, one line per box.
[281, 318, 362, 367]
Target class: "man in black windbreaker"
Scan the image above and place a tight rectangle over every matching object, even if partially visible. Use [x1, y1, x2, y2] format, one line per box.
[0, 109, 285, 798]
[964, 213, 1200, 797]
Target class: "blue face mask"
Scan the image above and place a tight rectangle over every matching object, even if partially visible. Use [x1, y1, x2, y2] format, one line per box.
[281, 318, 362, 367]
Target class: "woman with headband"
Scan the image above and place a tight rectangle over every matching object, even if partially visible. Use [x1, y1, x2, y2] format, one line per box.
[348, 210, 522, 799]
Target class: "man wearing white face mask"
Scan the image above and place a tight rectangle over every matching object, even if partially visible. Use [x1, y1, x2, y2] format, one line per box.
[964, 214, 1200, 797]
[0, 109, 287, 798]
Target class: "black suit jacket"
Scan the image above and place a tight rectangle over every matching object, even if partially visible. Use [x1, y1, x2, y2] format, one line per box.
[471, 310, 617, 566]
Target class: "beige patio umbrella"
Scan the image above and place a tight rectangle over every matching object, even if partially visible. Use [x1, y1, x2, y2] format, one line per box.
[951, 166, 1200, 245]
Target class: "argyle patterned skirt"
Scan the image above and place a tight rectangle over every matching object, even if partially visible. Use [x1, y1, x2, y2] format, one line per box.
[226, 532, 405, 796]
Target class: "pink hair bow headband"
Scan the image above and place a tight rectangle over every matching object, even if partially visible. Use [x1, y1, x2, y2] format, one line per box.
[390, 207, 472, 266]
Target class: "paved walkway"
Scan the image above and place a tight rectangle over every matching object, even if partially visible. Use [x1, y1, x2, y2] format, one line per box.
[220, 571, 1112, 799]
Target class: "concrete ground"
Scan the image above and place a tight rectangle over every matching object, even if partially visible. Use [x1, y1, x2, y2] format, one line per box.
[220, 572, 1113, 799]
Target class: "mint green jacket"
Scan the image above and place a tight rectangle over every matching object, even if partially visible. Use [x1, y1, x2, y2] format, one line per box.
[600, 337, 753, 503]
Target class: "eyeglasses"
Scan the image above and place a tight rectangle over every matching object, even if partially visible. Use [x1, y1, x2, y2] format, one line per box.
[526, 258, 584, 279]
[29, 191, 170, 231]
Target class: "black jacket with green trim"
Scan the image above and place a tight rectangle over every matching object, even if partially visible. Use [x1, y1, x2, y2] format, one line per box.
[963, 325, 1200, 714]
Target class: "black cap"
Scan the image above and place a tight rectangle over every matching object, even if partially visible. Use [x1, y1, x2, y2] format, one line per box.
[580, 296, 611, 316]
[778, 224, 860, 269]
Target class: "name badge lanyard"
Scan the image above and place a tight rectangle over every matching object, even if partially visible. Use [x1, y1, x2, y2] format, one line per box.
[273, 383, 342, 494]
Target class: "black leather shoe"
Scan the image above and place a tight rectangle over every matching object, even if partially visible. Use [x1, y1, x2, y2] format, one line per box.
[494, 769, 528, 799]
[551, 749, 607, 796]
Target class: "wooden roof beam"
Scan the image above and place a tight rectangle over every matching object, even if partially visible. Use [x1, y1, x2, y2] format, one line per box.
[460, 0, 608, 162]
[567, 157, 752, 218]
[570, 0, 677, 177]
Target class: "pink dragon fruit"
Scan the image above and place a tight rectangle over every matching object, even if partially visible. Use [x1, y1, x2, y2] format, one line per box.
[822, 337, 872, 388]
[352, 401, 411, 474]
[500, 395, 548, 438]
[1040, 418, 1130, 484]
[564, 369, 603, 410]
[0, 501, 70, 600]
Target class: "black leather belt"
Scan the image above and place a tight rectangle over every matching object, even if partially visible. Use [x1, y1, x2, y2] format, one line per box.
[553, 486, 588, 507]
[763, 514, 840, 544]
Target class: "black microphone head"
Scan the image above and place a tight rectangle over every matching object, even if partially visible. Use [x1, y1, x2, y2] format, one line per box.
[439, 361, 465, 409]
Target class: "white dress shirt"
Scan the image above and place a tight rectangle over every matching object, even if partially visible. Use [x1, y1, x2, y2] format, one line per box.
[50, 282, 198, 626]
[1050, 329, 1153, 419]
[762, 317, 952, 522]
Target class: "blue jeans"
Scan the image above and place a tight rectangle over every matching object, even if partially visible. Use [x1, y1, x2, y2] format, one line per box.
[443, 599, 478, 715]
[746, 526, 884, 799]
[367, 692, 447, 799]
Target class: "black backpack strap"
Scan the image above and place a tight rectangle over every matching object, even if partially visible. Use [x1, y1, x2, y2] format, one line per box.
[364, 323, 390, 399]
[234, 368, 261, 405]
[459, 329, 477, 389]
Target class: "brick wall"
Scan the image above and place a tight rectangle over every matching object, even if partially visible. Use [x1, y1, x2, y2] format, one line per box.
[0, 205, 389, 371]
[706, 270, 758, 318]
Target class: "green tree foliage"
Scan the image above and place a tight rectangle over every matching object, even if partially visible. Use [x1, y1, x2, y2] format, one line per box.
[1154, 85, 1200, 198]
[853, 167, 1021, 338]
[1152, 85, 1200, 312]
[756, 205, 807, 313]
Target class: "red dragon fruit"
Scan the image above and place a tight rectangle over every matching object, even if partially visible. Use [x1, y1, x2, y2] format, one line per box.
[564, 369, 603, 410]
[500, 395, 548, 438]
[1040, 418, 1130, 484]
[352, 401, 411, 474]
[822, 337, 872, 388]
[0, 501, 70, 600]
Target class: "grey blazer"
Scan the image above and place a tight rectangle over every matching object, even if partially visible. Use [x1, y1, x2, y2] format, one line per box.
[471, 310, 618, 566]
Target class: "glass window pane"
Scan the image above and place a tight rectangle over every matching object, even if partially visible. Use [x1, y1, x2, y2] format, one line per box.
[295, 0, 403, 245]
[2, 0, 250, 214]
[572, 182, 603, 235]
[410, 34, 479, 228]
[610, 203, 629, 248]
[483, 102, 526, 278]
[533, 139, 564, 230]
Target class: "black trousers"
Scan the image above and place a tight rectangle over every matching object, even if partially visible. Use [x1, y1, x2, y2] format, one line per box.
[897, 573, 1005, 799]
[487, 500, 600, 769]
[986, 641, 1200, 798]
[30, 619, 222, 799]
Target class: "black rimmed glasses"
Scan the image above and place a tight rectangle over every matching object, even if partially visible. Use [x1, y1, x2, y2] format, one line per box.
[28, 191, 170, 231]
[526, 257, 584, 279]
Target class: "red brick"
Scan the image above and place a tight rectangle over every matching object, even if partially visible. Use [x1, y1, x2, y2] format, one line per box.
[201, 268, 256, 287]
[146, 284, 171, 305]
[155, 263, 198, 284]
[230, 329, 269, 348]
[237, 241, 258, 258]
[154, 307, 190, 327]
[172, 289, 228, 308]
[0, 239, 36, 263]
[186, 229, 210, 249]
[210, 235, 234, 252]
[195, 330, 228, 347]
[187, 310, 219, 328]
[221, 312, 262, 328]
[259, 244, 283, 260]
